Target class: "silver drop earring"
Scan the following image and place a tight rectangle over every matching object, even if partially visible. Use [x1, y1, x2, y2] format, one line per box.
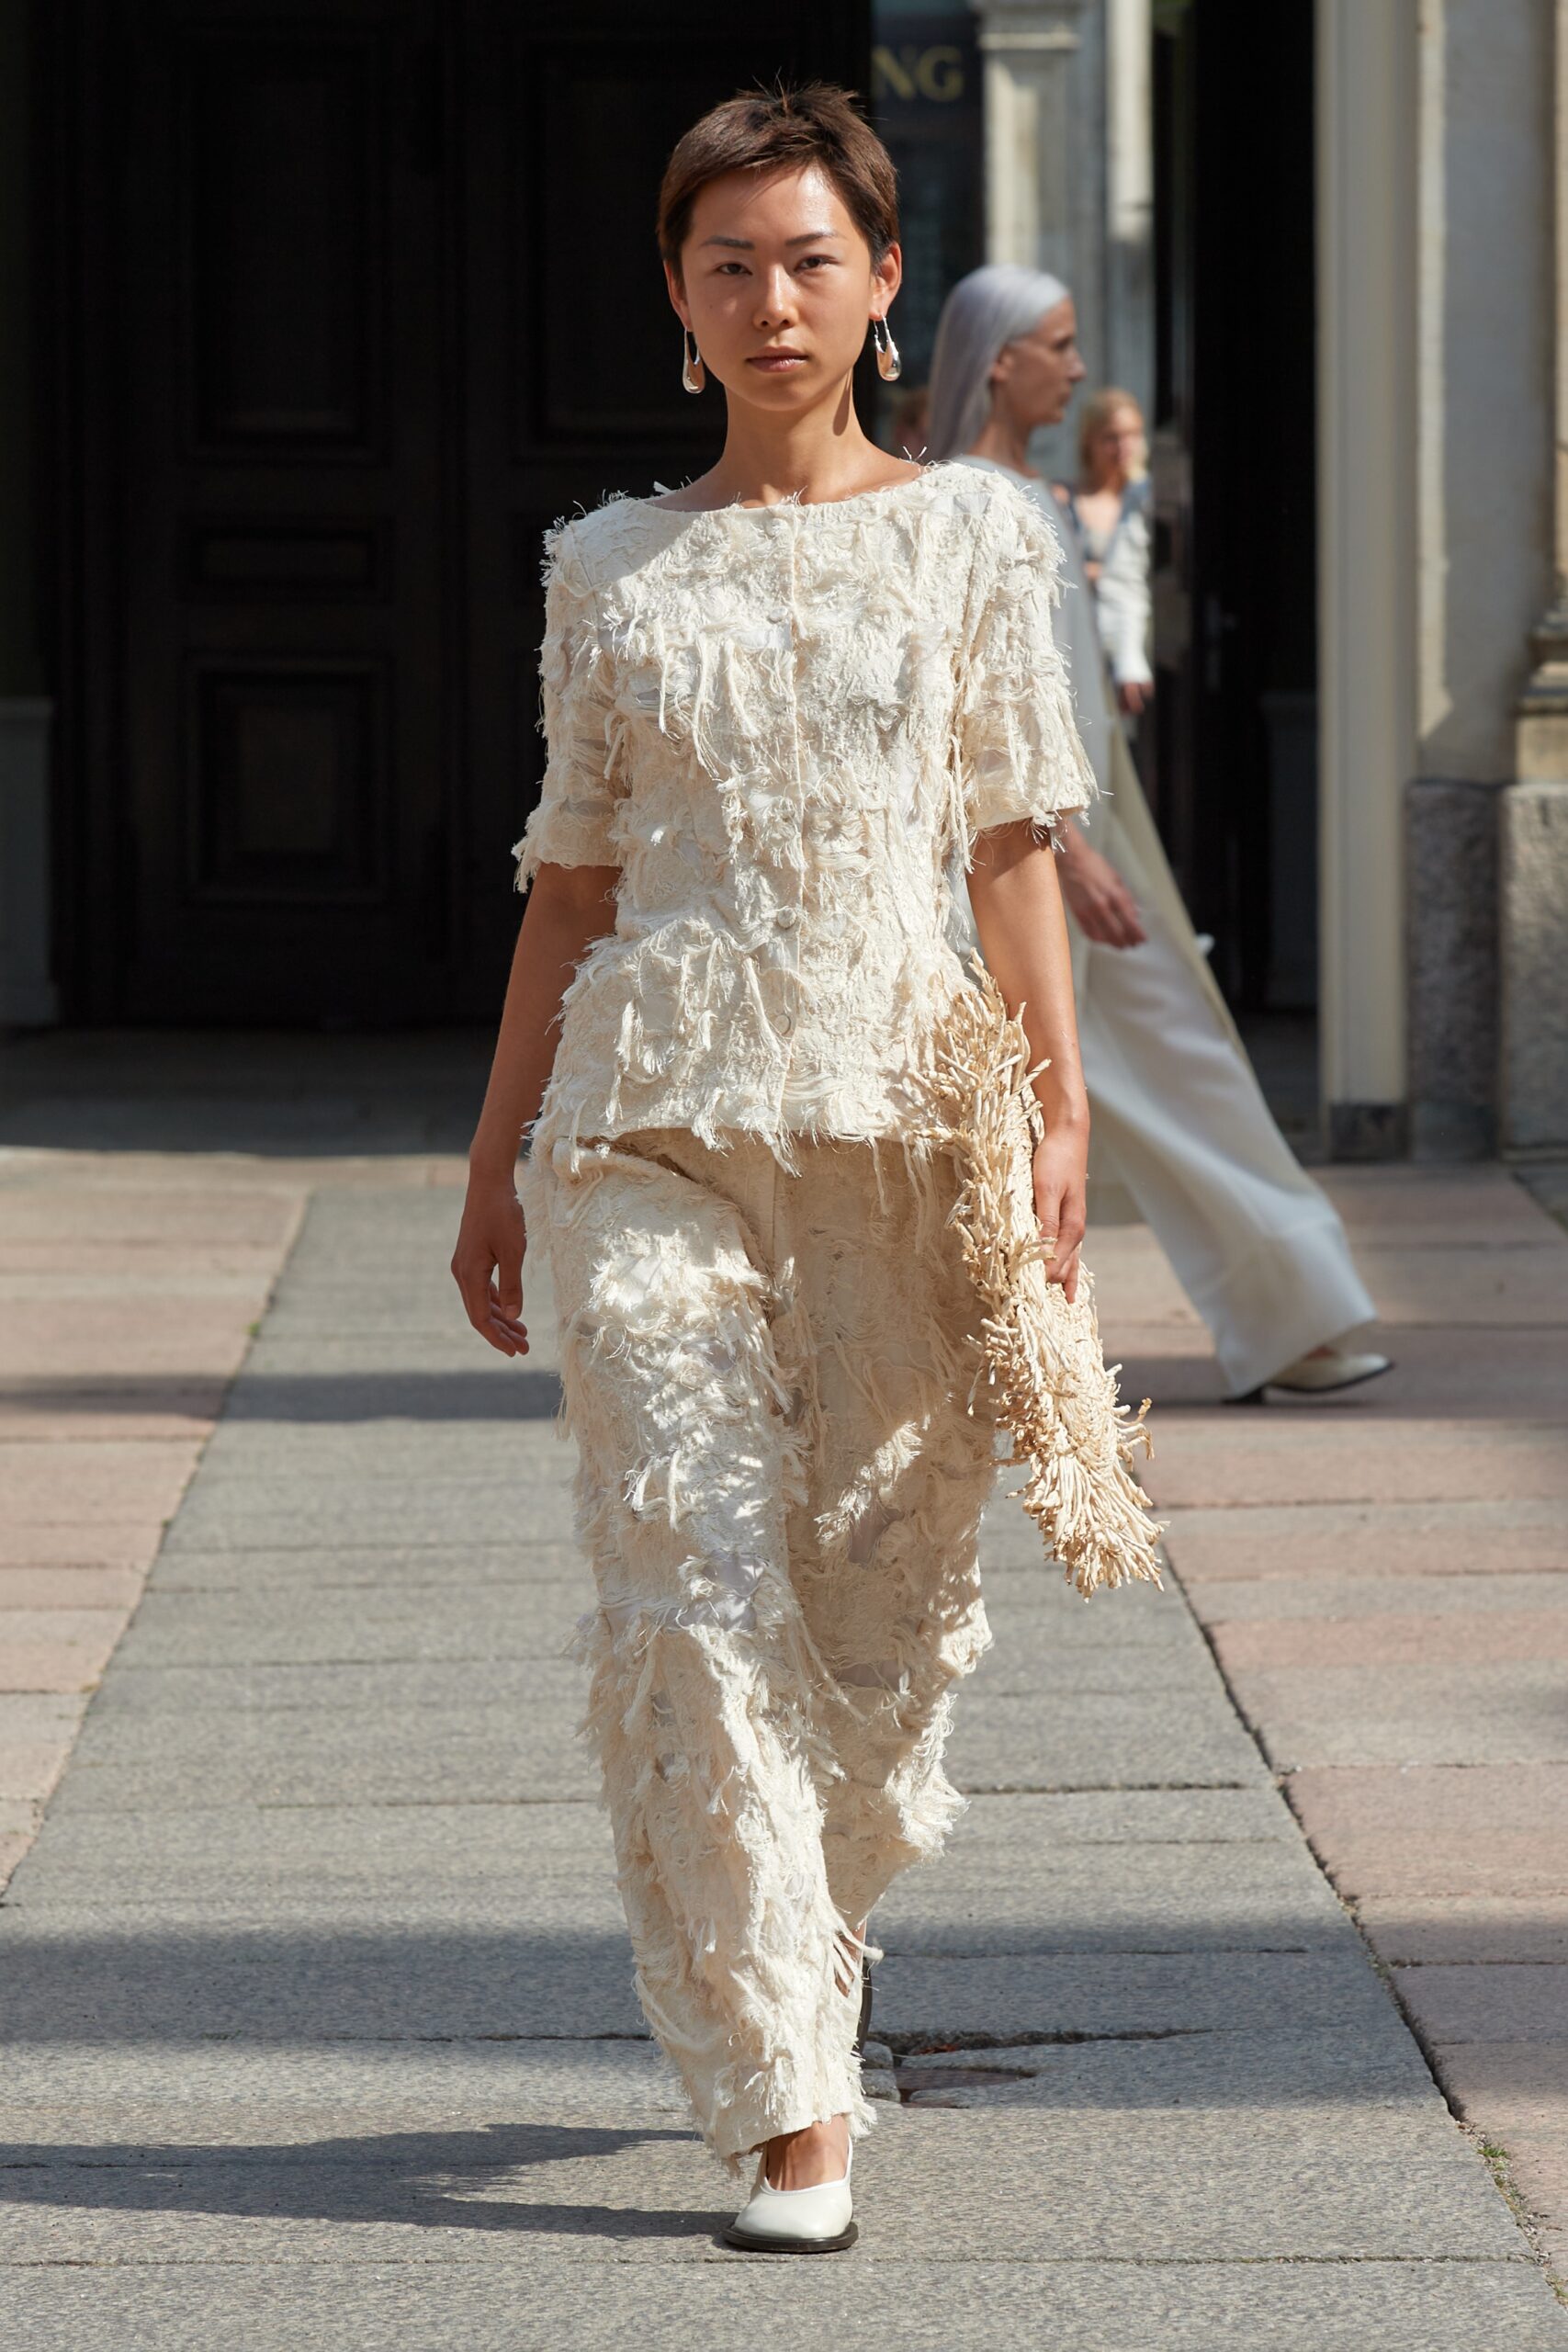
[682, 326, 706, 396]
[871, 314, 901, 382]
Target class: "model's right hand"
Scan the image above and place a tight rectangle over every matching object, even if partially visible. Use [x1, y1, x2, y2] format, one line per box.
[1060, 839, 1147, 949]
[451, 1176, 529, 1356]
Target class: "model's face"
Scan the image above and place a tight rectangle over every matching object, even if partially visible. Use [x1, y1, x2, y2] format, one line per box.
[667, 163, 899, 410]
[1089, 403, 1144, 484]
[991, 300, 1086, 429]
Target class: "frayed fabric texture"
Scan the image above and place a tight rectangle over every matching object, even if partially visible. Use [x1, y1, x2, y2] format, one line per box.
[916, 961, 1167, 1599]
[513, 459, 1097, 1172]
[521, 1124, 1000, 2177]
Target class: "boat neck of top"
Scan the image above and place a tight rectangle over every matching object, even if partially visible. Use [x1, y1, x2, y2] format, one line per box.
[638, 456, 1033, 519]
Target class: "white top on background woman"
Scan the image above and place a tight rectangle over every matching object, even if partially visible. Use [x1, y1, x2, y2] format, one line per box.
[927, 263, 1390, 1402]
[450, 95, 1098, 2255]
[1061, 386, 1155, 714]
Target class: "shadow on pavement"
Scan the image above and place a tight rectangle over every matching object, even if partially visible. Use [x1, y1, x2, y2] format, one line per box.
[0, 1371, 565, 1423]
[0, 2121, 713, 2240]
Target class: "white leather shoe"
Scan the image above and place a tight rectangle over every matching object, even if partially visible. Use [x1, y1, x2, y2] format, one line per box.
[1267, 1346, 1393, 1396]
[722, 2141, 856, 2255]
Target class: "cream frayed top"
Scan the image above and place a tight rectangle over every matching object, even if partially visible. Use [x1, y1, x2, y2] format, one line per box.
[514, 458, 1096, 1163]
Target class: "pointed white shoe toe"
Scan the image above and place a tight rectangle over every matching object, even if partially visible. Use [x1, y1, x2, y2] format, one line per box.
[1268, 1347, 1393, 1396]
[723, 2142, 856, 2255]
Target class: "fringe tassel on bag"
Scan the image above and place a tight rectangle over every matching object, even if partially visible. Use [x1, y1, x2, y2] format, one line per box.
[917, 958, 1167, 1600]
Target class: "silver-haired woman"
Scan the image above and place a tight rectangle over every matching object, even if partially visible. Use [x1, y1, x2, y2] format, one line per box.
[927, 263, 1390, 1405]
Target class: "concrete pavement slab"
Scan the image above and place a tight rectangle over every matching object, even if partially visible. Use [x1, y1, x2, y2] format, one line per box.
[0, 1692, 87, 1799]
[113, 1582, 590, 1669]
[0, 1916, 647, 2040]
[945, 1686, 1269, 1791]
[5, 2261, 1563, 2352]
[0, 1438, 202, 1522]
[0, 1566, 148, 1609]
[159, 1482, 581, 1551]
[5, 1800, 619, 1904]
[0, 1518, 167, 1566]
[1339, 1240, 1568, 1323]
[870, 1835, 1349, 1953]
[37, 1710, 600, 1812]
[1235, 1663, 1568, 1769]
[1395, 1964, 1568, 2047]
[1212, 1608, 1568, 1668]
[82, 1656, 584, 1718]
[891, 2018, 1434, 2106]
[1356, 1895, 1568, 1965]
[1144, 1420, 1568, 1508]
[216, 1365, 566, 1423]
[1161, 1498, 1567, 1580]
[881, 1783, 1292, 1849]
[1317, 1162, 1562, 1238]
[0, 2101, 1537, 2267]
[872, 1946, 1395, 2041]
[145, 1541, 590, 1589]
[1186, 1569, 1568, 1622]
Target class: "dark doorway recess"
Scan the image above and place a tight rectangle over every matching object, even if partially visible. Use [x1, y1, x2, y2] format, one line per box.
[41, 0, 870, 1025]
[1151, 0, 1318, 1020]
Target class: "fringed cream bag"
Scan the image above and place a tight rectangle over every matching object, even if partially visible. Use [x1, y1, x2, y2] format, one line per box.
[919, 959, 1167, 1599]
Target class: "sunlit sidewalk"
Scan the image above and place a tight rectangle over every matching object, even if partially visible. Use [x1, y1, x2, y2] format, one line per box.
[1, 1032, 1564, 2346]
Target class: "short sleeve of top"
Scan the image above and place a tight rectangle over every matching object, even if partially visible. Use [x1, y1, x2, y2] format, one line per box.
[955, 476, 1098, 849]
[511, 527, 624, 891]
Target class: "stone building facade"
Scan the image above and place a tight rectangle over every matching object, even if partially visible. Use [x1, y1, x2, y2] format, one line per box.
[974, 0, 1567, 1159]
[0, 0, 1562, 1158]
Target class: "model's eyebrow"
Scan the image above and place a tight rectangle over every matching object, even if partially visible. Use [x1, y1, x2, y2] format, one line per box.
[698, 229, 845, 250]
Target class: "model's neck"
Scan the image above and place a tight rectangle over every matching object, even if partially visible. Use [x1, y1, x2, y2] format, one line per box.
[966, 413, 1039, 478]
[709, 392, 887, 506]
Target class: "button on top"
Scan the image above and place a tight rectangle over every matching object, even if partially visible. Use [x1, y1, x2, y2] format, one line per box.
[773, 907, 799, 931]
[774, 1011, 795, 1037]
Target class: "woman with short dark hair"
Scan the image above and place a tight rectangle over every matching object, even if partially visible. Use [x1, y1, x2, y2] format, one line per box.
[451, 88, 1099, 2251]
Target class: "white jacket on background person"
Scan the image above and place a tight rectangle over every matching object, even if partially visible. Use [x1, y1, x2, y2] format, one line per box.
[953, 455, 1378, 1398]
[1063, 479, 1154, 690]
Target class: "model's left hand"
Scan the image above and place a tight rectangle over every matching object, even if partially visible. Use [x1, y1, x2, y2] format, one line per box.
[1116, 677, 1153, 717]
[1032, 1124, 1088, 1304]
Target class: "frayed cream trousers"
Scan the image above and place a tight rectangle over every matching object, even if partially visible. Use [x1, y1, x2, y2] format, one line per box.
[520, 1123, 999, 2174]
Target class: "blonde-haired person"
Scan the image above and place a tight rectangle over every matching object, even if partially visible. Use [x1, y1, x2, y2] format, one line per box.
[452, 96, 1098, 2251]
[1061, 387, 1155, 718]
[927, 263, 1390, 1403]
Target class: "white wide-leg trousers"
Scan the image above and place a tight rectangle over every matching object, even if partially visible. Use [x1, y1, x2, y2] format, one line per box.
[521, 1124, 999, 2174]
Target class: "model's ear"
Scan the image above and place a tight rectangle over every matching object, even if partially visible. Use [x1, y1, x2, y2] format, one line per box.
[662, 257, 690, 330]
[873, 240, 903, 311]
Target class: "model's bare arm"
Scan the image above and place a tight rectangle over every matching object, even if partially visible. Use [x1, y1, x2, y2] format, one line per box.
[965, 821, 1091, 1301]
[451, 862, 619, 1356]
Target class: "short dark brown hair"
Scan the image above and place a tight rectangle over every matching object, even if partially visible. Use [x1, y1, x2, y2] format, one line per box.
[657, 81, 899, 280]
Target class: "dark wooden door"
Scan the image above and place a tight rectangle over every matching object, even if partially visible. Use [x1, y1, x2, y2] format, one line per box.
[1152, 0, 1319, 1016]
[111, 0, 450, 1023]
[48, 0, 869, 1024]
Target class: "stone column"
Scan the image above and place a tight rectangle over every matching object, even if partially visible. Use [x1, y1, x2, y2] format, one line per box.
[1503, 0, 1568, 1153]
[1315, 0, 1417, 1158]
[1103, 0, 1153, 424]
[971, 0, 1106, 476]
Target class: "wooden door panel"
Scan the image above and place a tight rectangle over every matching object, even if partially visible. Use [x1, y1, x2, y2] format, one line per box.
[183, 32, 382, 453]
[186, 659, 387, 901]
[117, 0, 446, 1024]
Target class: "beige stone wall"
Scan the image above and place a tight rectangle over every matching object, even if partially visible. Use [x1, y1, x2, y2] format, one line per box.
[1416, 0, 1554, 782]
